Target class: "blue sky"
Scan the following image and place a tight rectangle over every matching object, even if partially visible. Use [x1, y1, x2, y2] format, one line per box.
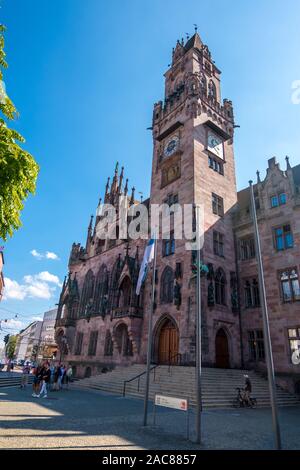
[0, 0, 299, 344]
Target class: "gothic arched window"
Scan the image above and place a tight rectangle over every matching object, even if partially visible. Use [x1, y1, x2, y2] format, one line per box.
[104, 330, 113, 356]
[200, 73, 207, 96]
[94, 265, 109, 314]
[115, 323, 133, 356]
[79, 269, 95, 316]
[208, 79, 217, 101]
[118, 276, 132, 308]
[215, 268, 226, 305]
[109, 257, 123, 308]
[160, 266, 174, 304]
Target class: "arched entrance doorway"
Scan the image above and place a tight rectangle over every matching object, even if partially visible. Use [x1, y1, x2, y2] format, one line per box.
[158, 319, 179, 364]
[215, 328, 230, 368]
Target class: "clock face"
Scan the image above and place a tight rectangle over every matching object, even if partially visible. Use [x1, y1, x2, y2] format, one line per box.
[207, 132, 224, 160]
[164, 136, 179, 157]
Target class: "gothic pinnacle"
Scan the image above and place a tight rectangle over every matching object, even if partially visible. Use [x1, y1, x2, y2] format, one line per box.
[124, 178, 129, 196]
[256, 170, 261, 183]
[111, 162, 119, 195]
[130, 186, 135, 205]
[119, 166, 124, 193]
[105, 177, 110, 196]
[285, 155, 291, 170]
[88, 214, 94, 231]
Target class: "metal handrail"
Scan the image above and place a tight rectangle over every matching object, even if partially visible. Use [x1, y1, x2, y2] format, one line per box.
[168, 353, 182, 373]
[123, 364, 159, 397]
[123, 353, 183, 396]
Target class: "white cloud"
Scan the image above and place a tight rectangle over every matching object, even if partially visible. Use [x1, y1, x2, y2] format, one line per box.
[2, 319, 24, 329]
[46, 251, 59, 260]
[3, 278, 27, 300]
[3, 271, 62, 301]
[30, 249, 59, 261]
[24, 271, 61, 287]
[36, 271, 61, 286]
[30, 249, 43, 260]
[31, 316, 43, 322]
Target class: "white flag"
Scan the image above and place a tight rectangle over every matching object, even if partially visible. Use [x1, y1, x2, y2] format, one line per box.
[136, 238, 155, 295]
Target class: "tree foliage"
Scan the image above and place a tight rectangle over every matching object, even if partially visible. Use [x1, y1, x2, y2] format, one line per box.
[0, 24, 39, 240]
[3, 333, 9, 345]
[5, 334, 17, 359]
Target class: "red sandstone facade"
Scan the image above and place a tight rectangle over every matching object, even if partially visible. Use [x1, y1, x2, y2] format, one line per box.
[55, 32, 300, 392]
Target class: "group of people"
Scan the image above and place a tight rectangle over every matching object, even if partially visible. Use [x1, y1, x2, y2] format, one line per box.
[20, 362, 73, 399]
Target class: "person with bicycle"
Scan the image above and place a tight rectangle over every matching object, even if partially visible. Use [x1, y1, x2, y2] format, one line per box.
[243, 374, 252, 405]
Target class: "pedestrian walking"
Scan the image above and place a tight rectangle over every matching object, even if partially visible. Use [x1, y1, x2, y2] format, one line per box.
[50, 364, 55, 391]
[59, 364, 66, 390]
[66, 366, 73, 389]
[32, 365, 41, 397]
[37, 363, 51, 398]
[20, 362, 30, 389]
[53, 366, 59, 391]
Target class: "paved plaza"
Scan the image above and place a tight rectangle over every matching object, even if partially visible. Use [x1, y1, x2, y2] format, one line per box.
[0, 384, 299, 450]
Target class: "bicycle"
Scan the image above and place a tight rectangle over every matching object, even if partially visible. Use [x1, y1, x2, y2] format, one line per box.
[232, 387, 257, 408]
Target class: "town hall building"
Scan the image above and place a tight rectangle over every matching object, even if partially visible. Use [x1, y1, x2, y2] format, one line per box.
[55, 32, 300, 393]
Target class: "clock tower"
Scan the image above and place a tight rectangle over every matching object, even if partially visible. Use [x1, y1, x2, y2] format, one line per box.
[146, 31, 241, 368]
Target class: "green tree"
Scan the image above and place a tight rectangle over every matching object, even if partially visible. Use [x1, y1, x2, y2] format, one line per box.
[5, 334, 17, 359]
[3, 333, 9, 346]
[0, 24, 39, 240]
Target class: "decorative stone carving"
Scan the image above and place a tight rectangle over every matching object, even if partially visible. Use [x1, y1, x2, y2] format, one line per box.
[84, 298, 94, 322]
[161, 161, 181, 188]
[173, 279, 182, 309]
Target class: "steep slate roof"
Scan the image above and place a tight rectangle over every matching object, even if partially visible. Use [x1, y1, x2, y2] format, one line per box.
[184, 33, 203, 52]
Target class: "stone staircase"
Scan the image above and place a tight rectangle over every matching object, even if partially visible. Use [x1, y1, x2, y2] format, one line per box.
[0, 372, 34, 388]
[72, 364, 300, 409]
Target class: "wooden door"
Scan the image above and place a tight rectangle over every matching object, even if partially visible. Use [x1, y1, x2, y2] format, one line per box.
[215, 329, 230, 368]
[158, 321, 179, 364]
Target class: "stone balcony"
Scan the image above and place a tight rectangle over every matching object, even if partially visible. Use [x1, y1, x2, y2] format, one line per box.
[55, 317, 76, 328]
[111, 306, 143, 319]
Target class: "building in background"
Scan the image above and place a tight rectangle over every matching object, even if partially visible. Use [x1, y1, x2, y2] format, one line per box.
[15, 321, 42, 362]
[39, 308, 58, 361]
[0, 251, 4, 302]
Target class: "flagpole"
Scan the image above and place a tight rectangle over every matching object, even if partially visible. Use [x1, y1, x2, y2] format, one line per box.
[195, 205, 202, 445]
[143, 233, 157, 426]
[249, 181, 282, 450]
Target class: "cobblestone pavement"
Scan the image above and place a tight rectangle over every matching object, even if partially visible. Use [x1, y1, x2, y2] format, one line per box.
[0, 386, 299, 450]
